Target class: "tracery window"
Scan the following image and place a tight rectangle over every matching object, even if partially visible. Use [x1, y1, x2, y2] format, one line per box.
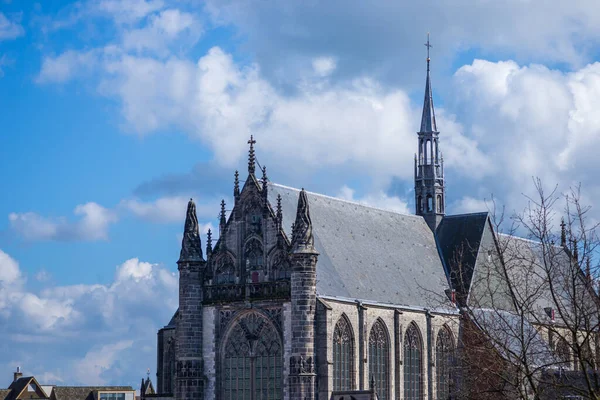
[221, 312, 283, 400]
[368, 319, 389, 400]
[436, 327, 454, 400]
[555, 337, 571, 369]
[404, 323, 423, 400]
[215, 256, 236, 285]
[270, 251, 290, 281]
[333, 315, 354, 391]
[245, 239, 264, 270]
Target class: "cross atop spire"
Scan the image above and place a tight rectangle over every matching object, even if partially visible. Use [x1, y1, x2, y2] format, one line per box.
[248, 135, 256, 175]
[425, 32, 432, 69]
[420, 33, 437, 133]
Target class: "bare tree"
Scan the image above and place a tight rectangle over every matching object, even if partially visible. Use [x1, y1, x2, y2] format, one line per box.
[449, 179, 600, 400]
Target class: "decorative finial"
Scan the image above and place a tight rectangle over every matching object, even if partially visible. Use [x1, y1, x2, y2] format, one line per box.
[248, 135, 256, 175]
[147, 368, 150, 379]
[206, 228, 213, 256]
[178, 198, 204, 263]
[560, 218, 567, 247]
[573, 238, 579, 261]
[291, 189, 316, 253]
[234, 170, 240, 198]
[276, 194, 283, 228]
[586, 257, 592, 280]
[220, 199, 226, 227]
[261, 165, 268, 197]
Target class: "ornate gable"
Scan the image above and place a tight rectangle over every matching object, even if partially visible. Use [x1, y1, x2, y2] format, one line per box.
[204, 137, 291, 303]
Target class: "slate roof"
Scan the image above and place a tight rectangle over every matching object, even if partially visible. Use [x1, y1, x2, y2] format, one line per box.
[436, 212, 489, 294]
[4, 377, 33, 400]
[268, 183, 452, 308]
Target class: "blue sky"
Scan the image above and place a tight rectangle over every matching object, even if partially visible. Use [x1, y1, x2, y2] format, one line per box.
[2, 0, 600, 390]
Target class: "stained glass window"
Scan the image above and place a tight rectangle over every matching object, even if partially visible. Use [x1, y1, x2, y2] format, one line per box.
[221, 312, 282, 400]
[404, 323, 423, 400]
[333, 315, 354, 391]
[368, 319, 389, 400]
[436, 327, 454, 400]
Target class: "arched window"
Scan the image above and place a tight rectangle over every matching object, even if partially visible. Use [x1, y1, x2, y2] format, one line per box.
[427, 195, 433, 212]
[215, 256, 236, 285]
[555, 337, 571, 369]
[404, 323, 423, 400]
[369, 319, 389, 400]
[436, 327, 454, 400]
[417, 196, 423, 213]
[436, 195, 442, 213]
[221, 312, 283, 400]
[245, 239, 264, 271]
[333, 315, 354, 391]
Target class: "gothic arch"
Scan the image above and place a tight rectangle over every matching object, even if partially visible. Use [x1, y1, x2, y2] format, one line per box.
[404, 322, 423, 400]
[555, 336, 571, 369]
[436, 325, 455, 400]
[214, 253, 236, 285]
[244, 237, 264, 277]
[333, 314, 355, 391]
[268, 249, 290, 280]
[368, 318, 390, 400]
[219, 311, 283, 400]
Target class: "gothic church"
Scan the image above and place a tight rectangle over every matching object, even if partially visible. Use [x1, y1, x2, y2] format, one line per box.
[153, 46, 487, 400]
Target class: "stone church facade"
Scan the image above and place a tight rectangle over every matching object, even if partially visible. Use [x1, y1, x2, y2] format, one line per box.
[154, 50, 478, 400]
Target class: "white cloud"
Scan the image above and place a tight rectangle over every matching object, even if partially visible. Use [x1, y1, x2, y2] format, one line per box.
[337, 185, 410, 214]
[74, 340, 134, 384]
[451, 196, 489, 215]
[96, 0, 165, 24]
[36, 50, 100, 84]
[119, 196, 191, 222]
[450, 59, 600, 214]
[9, 202, 117, 242]
[0, 12, 24, 41]
[0, 251, 178, 385]
[312, 56, 337, 77]
[122, 9, 201, 56]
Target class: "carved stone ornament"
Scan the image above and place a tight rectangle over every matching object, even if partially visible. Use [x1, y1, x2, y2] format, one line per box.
[289, 355, 314, 375]
[178, 199, 204, 263]
[291, 189, 315, 253]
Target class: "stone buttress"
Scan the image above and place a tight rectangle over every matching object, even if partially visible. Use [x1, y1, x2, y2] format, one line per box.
[288, 189, 319, 400]
[175, 199, 206, 400]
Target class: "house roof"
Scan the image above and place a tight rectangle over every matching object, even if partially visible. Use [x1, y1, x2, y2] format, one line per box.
[51, 386, 133, 400]
[0, 389, 11, 400]
[436, 212, 489, 295]
[268, 183, 452, 308]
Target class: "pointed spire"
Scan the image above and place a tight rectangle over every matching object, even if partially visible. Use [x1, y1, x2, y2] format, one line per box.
[234, 170, 240, 199]
[291, 189, 316, 253]
[178, 198, 204, 263]
[248, 135, 256, 175]
[573, 239, 579, 262]
[420, 33, 437, 133]
[261, 165, 268, 197]
[276, 194, 283, 228]
[206, 228, 213, 257]
[219, 199, 226, 228]
[561, 218, 567, 247]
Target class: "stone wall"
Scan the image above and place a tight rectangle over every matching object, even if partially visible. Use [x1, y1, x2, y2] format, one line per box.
[316, 296, 459, 400]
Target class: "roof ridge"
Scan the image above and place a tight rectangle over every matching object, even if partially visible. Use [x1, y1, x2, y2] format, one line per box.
[269, 182, 422, 220]
[443, 211, 489, 218]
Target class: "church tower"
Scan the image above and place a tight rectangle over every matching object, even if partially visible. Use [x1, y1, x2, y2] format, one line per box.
[415, 34, 445, 232]
[175, 199, 206, 400]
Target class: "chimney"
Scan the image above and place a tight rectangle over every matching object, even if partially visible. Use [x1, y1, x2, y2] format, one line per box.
[14, 366, 22, 382]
